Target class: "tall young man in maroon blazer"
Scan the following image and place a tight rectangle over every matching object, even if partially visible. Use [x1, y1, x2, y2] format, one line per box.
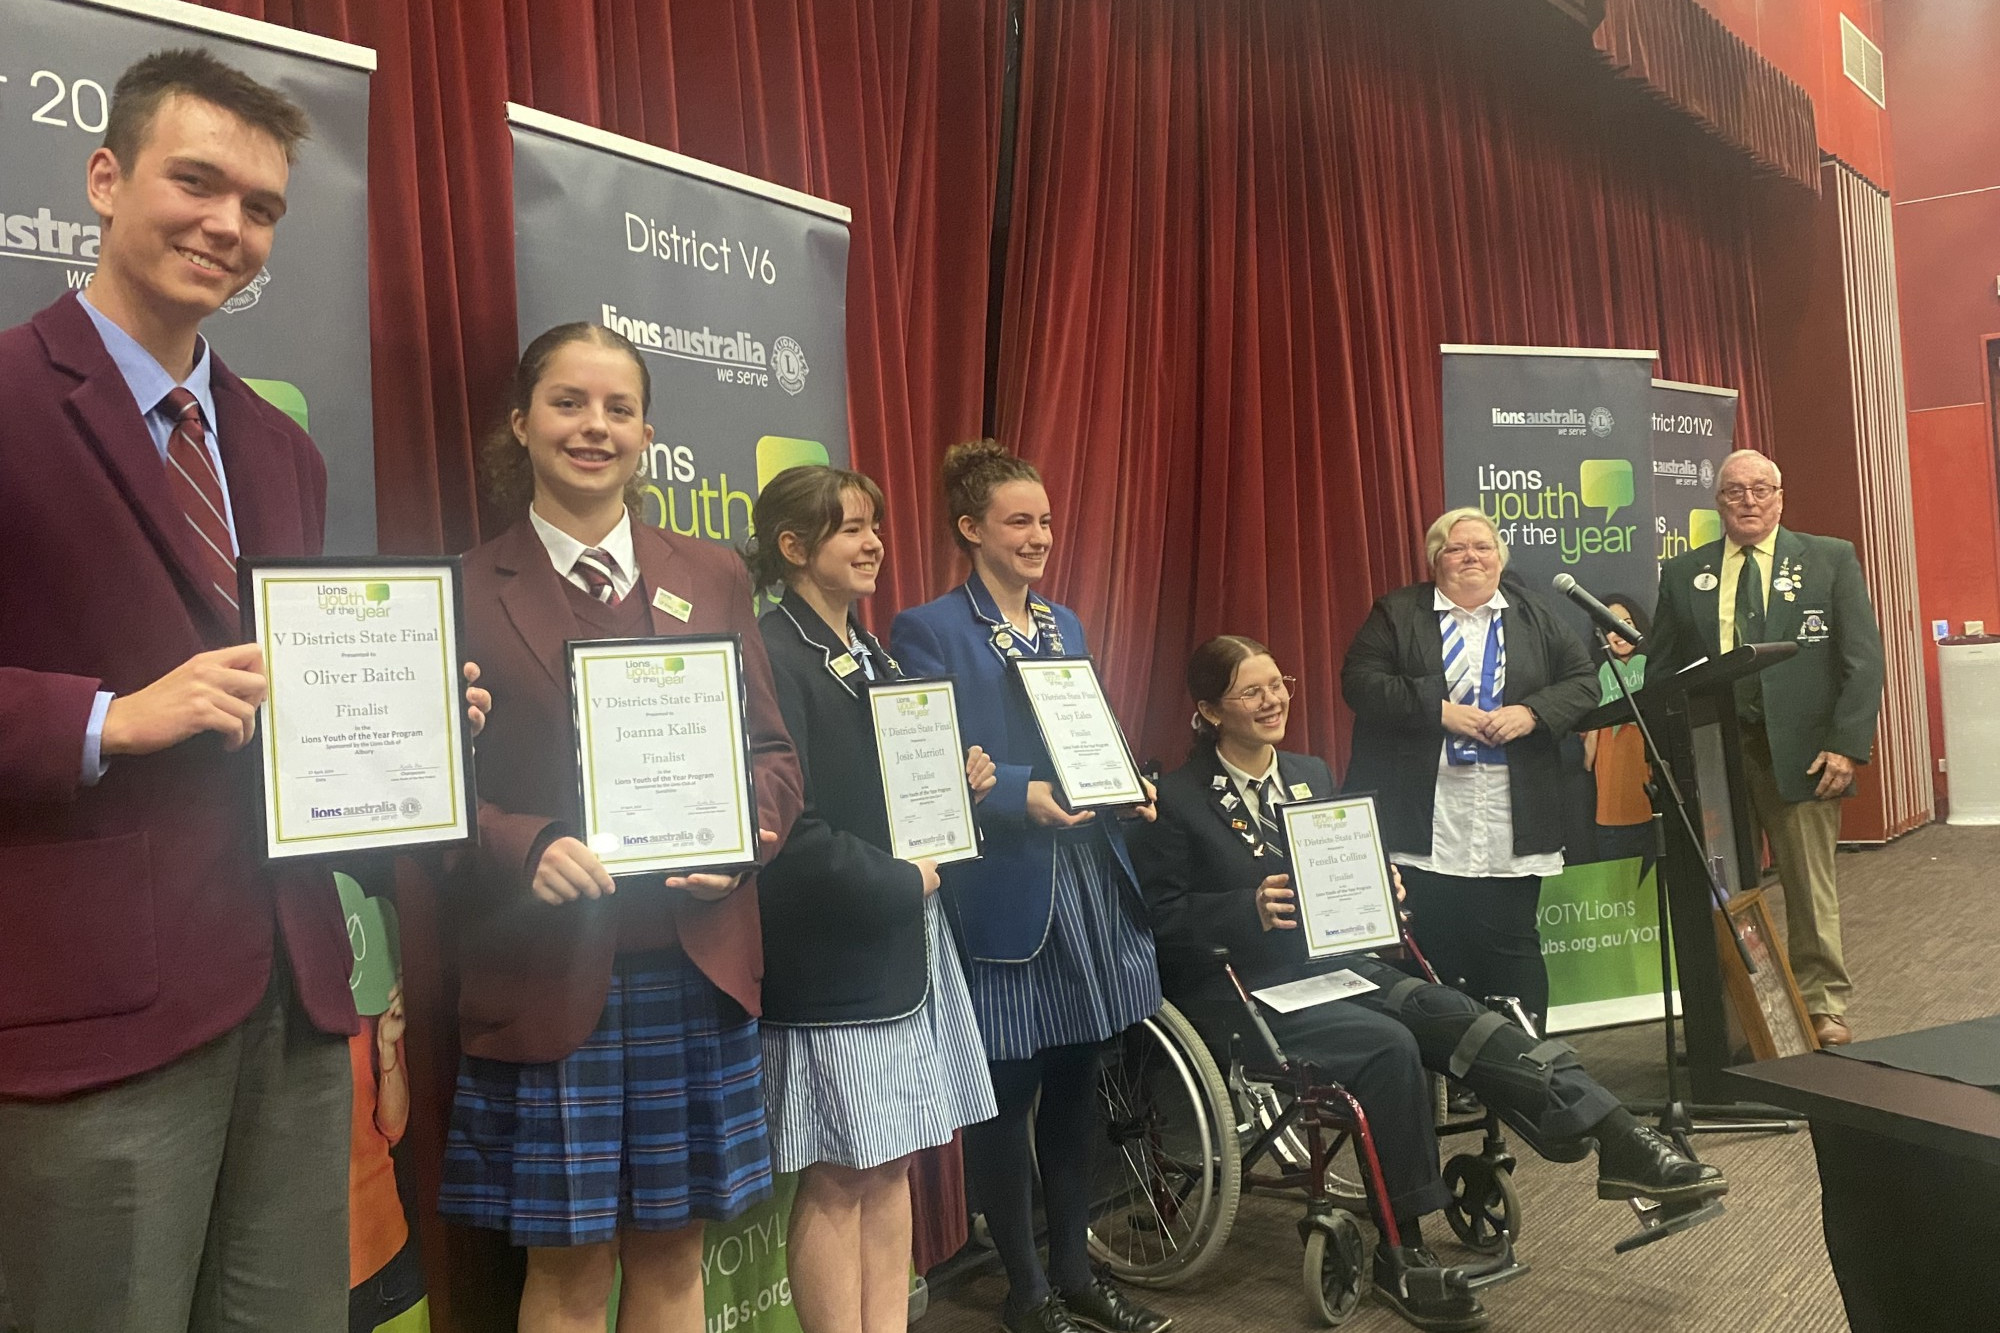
[0, 51, 488, 1332]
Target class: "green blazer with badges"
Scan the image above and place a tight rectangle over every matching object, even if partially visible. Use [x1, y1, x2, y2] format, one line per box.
[1649, 526, 1884, 804]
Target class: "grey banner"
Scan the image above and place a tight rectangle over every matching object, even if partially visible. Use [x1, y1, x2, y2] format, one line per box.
[1650, 380, 1739, 562]
[0, 0, 376, 553]
[510, 115, 851, 546]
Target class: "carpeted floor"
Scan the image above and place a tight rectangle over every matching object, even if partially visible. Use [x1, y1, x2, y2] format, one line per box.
[917, 822, 2000, 1333]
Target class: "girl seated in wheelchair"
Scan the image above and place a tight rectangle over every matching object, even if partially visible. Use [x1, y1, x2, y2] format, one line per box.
[1129, 636, 1728, 1333]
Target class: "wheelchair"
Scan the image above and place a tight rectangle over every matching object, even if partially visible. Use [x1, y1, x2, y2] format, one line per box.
[1084, 934, 1719, 1324]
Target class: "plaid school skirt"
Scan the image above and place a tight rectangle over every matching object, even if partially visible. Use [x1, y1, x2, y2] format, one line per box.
[439, 947, 773, 1247]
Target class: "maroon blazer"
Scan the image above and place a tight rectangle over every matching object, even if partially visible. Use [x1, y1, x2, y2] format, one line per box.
[0, 293, 356, 1098]
[452, 519, 803, 1064]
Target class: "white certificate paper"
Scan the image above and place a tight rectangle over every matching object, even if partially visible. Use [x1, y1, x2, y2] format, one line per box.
[868, 679, 980, 865]
[1280, 796, 1402, 959]
[569, 636, 758, 876]
[1013, 657, 1146, 809]
[1252, 969, 1379, 1014]
[248, 561, 473, 860]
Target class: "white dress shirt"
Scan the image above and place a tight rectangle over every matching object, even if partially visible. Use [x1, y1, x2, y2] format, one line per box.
[1392, 587, 1562, 879]
[530, 508, 640, 602]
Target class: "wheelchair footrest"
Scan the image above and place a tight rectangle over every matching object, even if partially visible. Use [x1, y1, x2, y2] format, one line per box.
[1612, 1196, 1726, 1255]
[1400, 1247, 1528, 1302]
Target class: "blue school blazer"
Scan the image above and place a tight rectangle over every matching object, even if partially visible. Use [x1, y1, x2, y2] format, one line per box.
[890, 580, 1143, 963]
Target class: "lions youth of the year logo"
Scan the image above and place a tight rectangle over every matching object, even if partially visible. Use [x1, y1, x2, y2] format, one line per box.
[624, 656, 687, 687]
[222, 267, 273, 314]
[1588, 406, 1615, 438]
[317, 582, 392, 621]
[771, 336, 809, 396]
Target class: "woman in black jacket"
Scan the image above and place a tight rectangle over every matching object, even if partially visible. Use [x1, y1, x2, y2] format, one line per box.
[1134, 635, 1724, 1333]
[1339, 507, 1600, 1031]
[747, 465, 997, 1333]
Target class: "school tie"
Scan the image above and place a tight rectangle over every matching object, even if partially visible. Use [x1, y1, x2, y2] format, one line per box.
[1734, 546, 1766, 724]
[574, 548, 619, 603]
[161, 387, 237, 614]
[1254, 777, 1289, 861]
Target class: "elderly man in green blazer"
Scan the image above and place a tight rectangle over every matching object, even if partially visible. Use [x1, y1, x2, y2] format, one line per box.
[1648, 450, 1884, 1046]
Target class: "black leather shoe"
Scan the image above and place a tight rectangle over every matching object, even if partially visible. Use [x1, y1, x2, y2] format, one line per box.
[1372, 1245, 1489, 1332]
[1597, 1125, 1729, 1204]
[1054, 1277, 1173, 1333]
[1003, 1295, 1087, 1333]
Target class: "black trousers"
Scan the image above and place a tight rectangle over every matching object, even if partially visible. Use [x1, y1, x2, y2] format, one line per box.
[1191, 956, 1618, 1226]
[1398, 867, 1550, 1029]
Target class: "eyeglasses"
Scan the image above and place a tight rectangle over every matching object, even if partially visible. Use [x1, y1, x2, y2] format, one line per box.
[1222, 677, 1296, 707]
[1440, 542, 1498, 559]
[1718, 483, 1781, 504]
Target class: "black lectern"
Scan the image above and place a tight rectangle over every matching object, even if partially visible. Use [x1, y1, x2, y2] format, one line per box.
[1575, 641, 1798, 1103]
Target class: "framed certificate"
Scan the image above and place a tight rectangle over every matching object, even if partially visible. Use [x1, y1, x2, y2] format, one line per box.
[1279, 795, 1402, 959]
[242, 557, 476, 861]
[568, 634, 760, 877]
[1012, 657, 1147, 809]
[867, 678, 981, 865]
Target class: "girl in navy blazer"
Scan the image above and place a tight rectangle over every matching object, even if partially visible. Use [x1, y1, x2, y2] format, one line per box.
[891, 441, 1168, 1333]
[746, 464, 998, 1333]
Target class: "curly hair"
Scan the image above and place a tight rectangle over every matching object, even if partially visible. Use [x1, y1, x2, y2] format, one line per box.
[941, 438, 1041, 552]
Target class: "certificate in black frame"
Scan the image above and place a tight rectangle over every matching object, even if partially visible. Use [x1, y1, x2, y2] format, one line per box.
[565, 631, 761, 879]
[239, 555, 478, 863]
[1010, 654, 1148, 810]
[1277, 792, 1403, 961]
[864, 675, 983, 866]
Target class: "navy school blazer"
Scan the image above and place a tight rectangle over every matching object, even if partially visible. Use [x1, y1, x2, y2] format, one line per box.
[756, 591, 930, 1025]
[890, 579, 1144, 963]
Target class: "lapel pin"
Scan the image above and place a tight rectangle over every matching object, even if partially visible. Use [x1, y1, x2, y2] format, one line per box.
[1211, 775, 1229, 791]
[1221, 792, 1240, 810]
[1694, 572, 1718, 592]
[1230, 818, 1248, 831]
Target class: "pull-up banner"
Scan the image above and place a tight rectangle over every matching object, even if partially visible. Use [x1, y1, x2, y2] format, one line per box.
[0, 0, 377, 554]
[1442, 345, 1666, 1032]
[508, 104, 851, 547]
[1651, 378, 1739, 561]
[1441, 345, 1661, 620]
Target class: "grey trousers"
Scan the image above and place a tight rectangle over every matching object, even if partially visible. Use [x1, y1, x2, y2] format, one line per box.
[0, 961, 351, 1333]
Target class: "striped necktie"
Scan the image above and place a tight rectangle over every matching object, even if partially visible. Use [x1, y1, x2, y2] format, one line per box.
[573, 548, 619, 603]
[1253, 776, 1288, 860]
[161, 387, 237, 613]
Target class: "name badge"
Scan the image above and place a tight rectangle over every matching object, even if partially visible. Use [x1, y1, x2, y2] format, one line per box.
[830, 652, 861, 678]
[1693, 572, 1718, 592]
[653, 589, 693, 622]
[1290, 782, 1313, 800]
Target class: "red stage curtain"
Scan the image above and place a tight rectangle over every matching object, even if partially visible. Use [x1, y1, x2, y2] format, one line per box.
[996, 0, 1774, 777]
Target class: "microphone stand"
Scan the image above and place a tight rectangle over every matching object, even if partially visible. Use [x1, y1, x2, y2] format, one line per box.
[1589, 627, 1799, 1149]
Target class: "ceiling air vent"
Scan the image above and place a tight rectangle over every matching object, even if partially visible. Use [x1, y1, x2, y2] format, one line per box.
[1841, 14, 1886, 109]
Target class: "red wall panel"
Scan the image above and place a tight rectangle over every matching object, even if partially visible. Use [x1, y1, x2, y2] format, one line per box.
[1893, 190, 2000, 411]
[1907, 402, 2000, 810]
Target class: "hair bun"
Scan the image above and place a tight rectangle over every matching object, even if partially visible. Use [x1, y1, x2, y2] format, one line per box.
[940, 439, 1016, 489]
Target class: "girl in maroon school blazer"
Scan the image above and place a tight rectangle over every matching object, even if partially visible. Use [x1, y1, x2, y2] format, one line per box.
[439, 322, 799, 1331]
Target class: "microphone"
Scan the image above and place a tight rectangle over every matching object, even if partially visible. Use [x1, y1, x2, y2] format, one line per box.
[1551, 573, 1646, 648]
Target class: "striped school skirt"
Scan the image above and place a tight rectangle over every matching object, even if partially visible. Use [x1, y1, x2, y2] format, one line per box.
[961, 835, 1163, 1062]
[439, 947, 773, 1247]
[761, 897, 997, 1173]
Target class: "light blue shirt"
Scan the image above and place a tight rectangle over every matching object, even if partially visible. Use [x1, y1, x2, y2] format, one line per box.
[77, 294, 240, 786]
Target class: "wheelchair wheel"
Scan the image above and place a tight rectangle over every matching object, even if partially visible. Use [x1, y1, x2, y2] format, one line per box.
[1302, 1212, 1366, 1326]
[1087, 1001, 1242, 1287]
[1441, 1153, 1520, 1255]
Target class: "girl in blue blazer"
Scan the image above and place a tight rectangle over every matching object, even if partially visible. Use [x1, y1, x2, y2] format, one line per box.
[891, 441, 1168, 1333]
